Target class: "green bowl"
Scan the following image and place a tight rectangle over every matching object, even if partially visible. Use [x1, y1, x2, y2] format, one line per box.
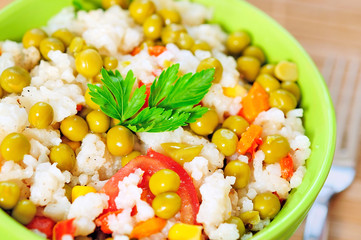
[0, 0, 336, 239]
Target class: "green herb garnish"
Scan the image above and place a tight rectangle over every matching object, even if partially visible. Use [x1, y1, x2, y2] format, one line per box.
[88, 64, 214, 132]
[72, 0, 102, 11]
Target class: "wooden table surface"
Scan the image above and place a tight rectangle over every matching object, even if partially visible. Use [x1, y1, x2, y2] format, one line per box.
[246, 1, 361, 240]
[1, 0, 361, 239]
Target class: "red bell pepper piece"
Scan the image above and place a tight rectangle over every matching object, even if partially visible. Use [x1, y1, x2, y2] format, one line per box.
[52, 218, 76, 240]
[26, 216, 56, 239]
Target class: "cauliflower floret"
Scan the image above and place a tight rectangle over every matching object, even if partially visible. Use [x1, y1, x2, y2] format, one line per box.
[68, 192, 109, 236]
[0, 102, 29, 142]
[197, 171, 235, 236]
[22, 128, 61, 148]
[30, 162, 67, 206]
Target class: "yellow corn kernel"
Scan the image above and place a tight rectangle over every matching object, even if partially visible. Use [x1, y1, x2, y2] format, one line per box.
[168, 223, 202, 240]
[223, 84, 247, 98]
[239, 210, 260, 225]
[71, 186, 96, 202]
[163, 60, 173, 68]
[121, 61, 131, 68]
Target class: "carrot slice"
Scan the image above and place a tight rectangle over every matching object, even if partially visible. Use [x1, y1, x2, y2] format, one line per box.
[280, 154, 294, 180]
[237, 125, 263, 155]
[130, 217, 167, 238]
[95, 209, 123, 234]
[240, 82, 270, 123]
[131, 46, 141, 56]
[148, 46, 166, 56]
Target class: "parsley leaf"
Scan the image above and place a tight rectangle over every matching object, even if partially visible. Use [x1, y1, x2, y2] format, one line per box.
[72, 0, 102, 11]
[88, 64, 214, 132]
[88, 69, 146, 121]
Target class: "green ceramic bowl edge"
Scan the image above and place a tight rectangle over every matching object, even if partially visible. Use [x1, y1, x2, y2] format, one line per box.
[0, 0, 336, 239]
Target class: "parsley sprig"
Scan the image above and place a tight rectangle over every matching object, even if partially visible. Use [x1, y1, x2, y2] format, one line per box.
[88, 64, 214, 132]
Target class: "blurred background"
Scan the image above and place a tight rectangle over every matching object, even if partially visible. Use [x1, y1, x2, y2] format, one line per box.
[1, 0, 361, 239]
[246, 1, 361, 239]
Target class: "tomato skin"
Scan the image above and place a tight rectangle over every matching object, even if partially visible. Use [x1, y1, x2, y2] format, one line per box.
[52, 218, 76, 240]
[100, 149, 200, 225]
[26, 216, 56, 239]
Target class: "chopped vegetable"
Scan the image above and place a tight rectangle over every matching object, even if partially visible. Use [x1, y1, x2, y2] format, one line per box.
[53, 218, 76, 240]
[131, 46, 141, 56]
[95, 209, 123, 234]
[148, 46, 166, 56]
[130, 217, 167, 238]
[88, 64, 214, 132]
[26, 216, 56, 239]
[72, 0, 102, 11]
[168, 223, 203, 240]
[71, 186, 97, 202]
[239, 82, 270, 123]
[237, 124, 262, 155]
[280, 154, 294, 180]
[100, 149, 200, 225]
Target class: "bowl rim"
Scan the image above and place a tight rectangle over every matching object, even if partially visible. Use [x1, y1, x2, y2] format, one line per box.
[0, 0, 336, 239]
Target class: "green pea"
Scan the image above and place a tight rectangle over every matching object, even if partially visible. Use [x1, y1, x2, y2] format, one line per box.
[149, 169, 180, 195]
[255, 74, 280, 93]
[11, 199, 36, 225]
[176, 32, 194, 50]
[212, 128, 238, 156]
[143, 14, 163, 40]
[269, 89, 297, 114]
[28, 102, 54, 129]
[75, 49, 103, 78]
[60, 115, 89, 142]
[236, 56, 261, 82]
[152, 192, 181, 219]
[191, 40, 211, 53]
[22, 28, 48, 49]
[102, 0, 129, 9]
[281, 81, 300, 102]
[0, 133, 30, 162]
[242, 45, 265, 64]
[50, 143, 76, 171]
[253, 192, 281, 219]
[224, 160, 250, 189]
[260, 134, 290, 164]
[107, 125, 135, 156]
[39, 37, 65, 60]
[129, 0, 155, 24]
[222, 115, 249, 137]
[161, 24, 185, 45]
[197, 57, 223, 83]
[189, 109, 219, 136]
[260, 64, 276, 76]
[86, 110, 110, 133]
[0, 66, 31, 93]
[226, 216, 246, 236]
[226, 31, 251, 55]
[158, 9, 181, 25]
[51, 28, 75, 47]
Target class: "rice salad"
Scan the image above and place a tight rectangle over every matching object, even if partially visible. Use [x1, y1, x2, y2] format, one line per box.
[0, 0, 310, 239]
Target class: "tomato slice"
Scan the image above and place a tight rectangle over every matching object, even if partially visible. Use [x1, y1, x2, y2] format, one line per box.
[52, 218, 76, 240]
[100, 149, 200, 225]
